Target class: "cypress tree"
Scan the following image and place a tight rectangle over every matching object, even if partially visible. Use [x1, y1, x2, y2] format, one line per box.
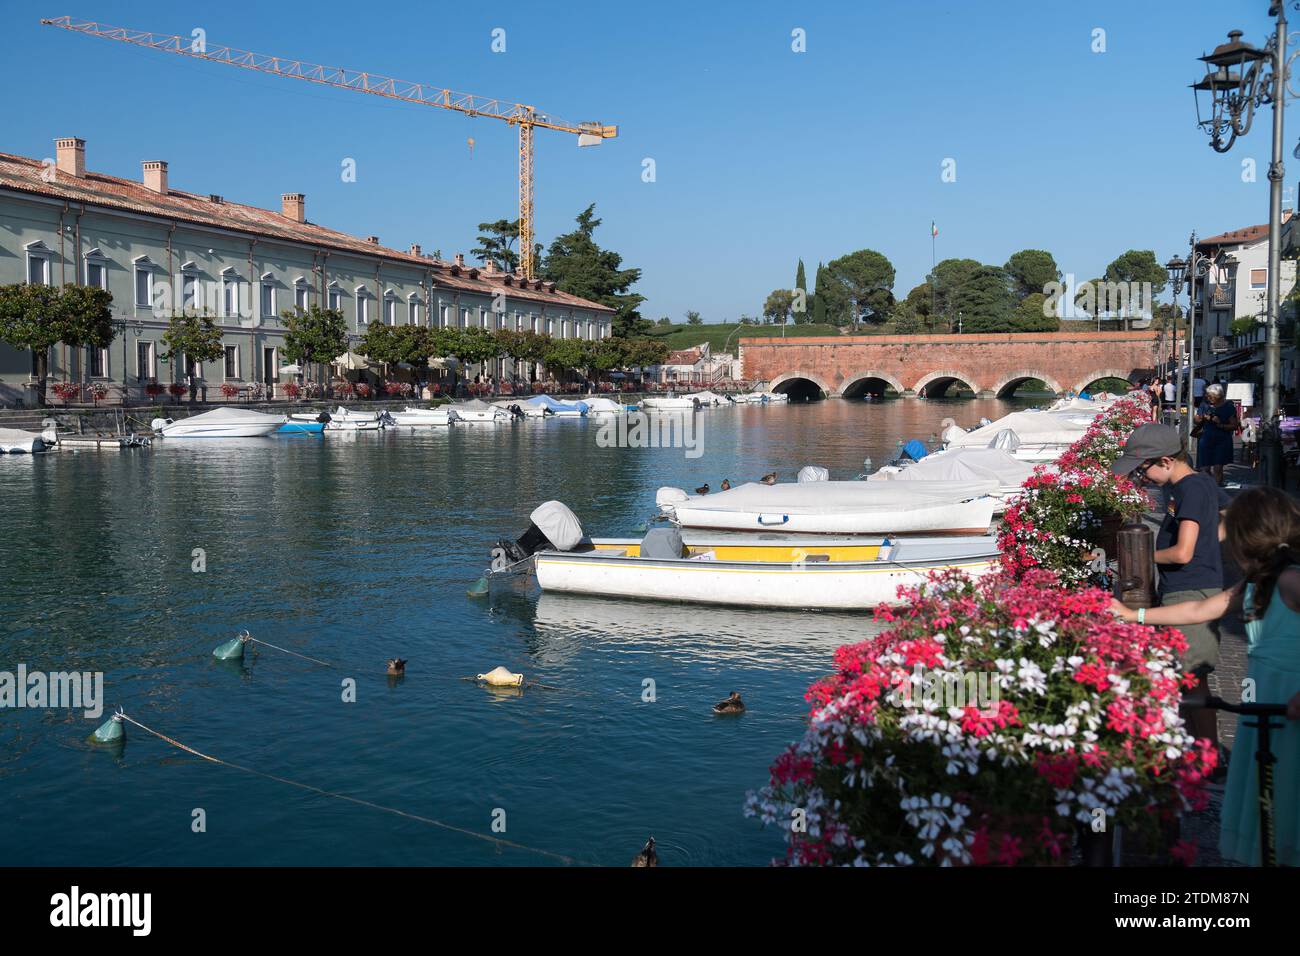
[795, 259, 808, 322]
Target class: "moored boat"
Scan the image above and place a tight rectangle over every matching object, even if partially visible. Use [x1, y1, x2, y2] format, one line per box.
[0, 426, 51, 453]
[533, 533, 999, 610]
[641, 395, 700, 411]
[390, 405, 458, 426]
[658, 479, 999, 535]
[151, 407, 286, 438]
[445, 398, 509, 423]
[276, 420, 324, 435]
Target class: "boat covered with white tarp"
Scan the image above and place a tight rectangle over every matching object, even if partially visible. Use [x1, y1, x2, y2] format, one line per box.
[943, 409, 1095, 462]
[869, 447, 1037, 491]
[390, 405, 458, 426]
[658, 479, 999, 534]
[0, 427, 49, 453]
[152, 406, 286, 438]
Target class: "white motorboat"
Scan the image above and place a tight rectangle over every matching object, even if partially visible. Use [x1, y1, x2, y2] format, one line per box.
[151, 406, 286, 438]
[491, 501, 999, 610]
[291, 405, 383, 424]
[659, 479, 999, 535]
[764, 392, 789, 403]
[641, 395, 701, 411]
[533, 534, 999, 610]
[734, 391, 770, 404]
[445, 399, 509, 423]
[581, 397, 625, 416]
[493, 400, 547, 419]
[390, 405, 458, 427]
[0, 427, 51, 453]
[683, 390, 732, 406]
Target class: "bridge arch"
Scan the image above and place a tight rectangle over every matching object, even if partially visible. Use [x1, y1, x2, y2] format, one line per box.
[1072, 368, 1137, 395]
[840, 369, 905, 398]
[912, 369, 982, 398]
[991, 370, 1064, 398]
[769, 371, 830, 401]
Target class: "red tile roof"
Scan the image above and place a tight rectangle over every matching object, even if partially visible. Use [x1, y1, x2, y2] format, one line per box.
[1198, 209, 1294, 247]
[665, 349, 702, 365]
[0, 150, 613, 313]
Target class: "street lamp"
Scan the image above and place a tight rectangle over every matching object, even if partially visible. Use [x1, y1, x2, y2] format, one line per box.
[1190, 5, 1296, 486]
[1167, 239, 1228, 444]
[1165, 255, 1187, 420]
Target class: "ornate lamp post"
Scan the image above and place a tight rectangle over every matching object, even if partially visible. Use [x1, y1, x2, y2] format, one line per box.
[1166, 240, 1228, 444]
[1191, 3, 1295, 485]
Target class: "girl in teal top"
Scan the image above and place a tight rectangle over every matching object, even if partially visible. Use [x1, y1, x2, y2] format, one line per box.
[1113, 486, 1300, 865]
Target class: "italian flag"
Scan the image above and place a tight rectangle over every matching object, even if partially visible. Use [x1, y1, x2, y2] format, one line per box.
[931, 222, 939, 238]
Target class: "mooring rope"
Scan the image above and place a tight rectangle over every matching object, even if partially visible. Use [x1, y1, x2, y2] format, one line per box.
[241, 633, 335, 668]
[114, 710, 592, 866]
[232, 631, 591, 696]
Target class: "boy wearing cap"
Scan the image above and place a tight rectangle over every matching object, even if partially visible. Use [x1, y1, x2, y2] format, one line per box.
[1113, 423, 1224, 749]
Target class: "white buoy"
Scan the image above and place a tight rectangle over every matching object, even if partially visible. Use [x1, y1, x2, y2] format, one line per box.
[476, 666, 524, 687]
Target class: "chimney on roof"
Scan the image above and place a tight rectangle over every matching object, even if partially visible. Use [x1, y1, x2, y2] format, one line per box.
[281, 193, 305, 223]
[142, 161, 168, 195]
[454, 253, 465, 267]
[409, 243, 422, 256]
[365, 235, 379, 245]
[56, 137, 85, 179]
[483, 258, 497, 274]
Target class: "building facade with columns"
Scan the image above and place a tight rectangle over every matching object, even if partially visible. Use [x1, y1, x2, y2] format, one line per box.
[0, 136, 614, 406]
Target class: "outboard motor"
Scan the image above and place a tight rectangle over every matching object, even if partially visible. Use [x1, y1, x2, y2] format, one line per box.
[497, 500, 584, 563]
[316, 411, 332, 424]
[543, 406, 555, 417]
[508, 403, 525, 420]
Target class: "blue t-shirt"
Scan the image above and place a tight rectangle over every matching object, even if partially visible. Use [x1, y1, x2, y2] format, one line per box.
[1156, 471, 1223, 594]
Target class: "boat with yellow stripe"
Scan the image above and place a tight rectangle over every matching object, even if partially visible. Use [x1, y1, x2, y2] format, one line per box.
[533, 532, 998, 610]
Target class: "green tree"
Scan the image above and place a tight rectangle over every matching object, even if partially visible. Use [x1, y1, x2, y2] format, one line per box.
[1103, 249, 1168, 327]
[685, 310, 703, 325]
[811, 261, 828, 325]
[541, 204, 647, 336]
[794, 259, 808, 321]
[763, 289, 795, 325]
[1010, 292, 1060, 332]
[890, 300, 922, 335]
[926, 258, 982, 331]
[471, 218, 520, 273]
[950, 265, 1017, 333]
[161, 310, 225, 400]
[282, 305, 348, 382]
[823, 249, 895, 326]
[1004, 250, 1061, 300]
[655, 316, 672, 326]
[0, 283, 114, 406]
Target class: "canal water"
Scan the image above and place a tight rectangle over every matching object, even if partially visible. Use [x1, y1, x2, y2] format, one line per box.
[0, 394, 1038, 866]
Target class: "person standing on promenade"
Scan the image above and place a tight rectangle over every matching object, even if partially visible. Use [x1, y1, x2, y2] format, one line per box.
[1111, 487, 1300, 866]
[1113, 423, 1225, 751]
[1241, 414, 1259, 469]
[1195, 383, 1239, 486]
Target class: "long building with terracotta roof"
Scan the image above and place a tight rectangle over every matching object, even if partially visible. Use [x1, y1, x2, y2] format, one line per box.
[0, 136, 614, 405]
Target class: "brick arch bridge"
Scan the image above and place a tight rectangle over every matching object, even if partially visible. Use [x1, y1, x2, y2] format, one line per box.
[741, 331, 1159, 398]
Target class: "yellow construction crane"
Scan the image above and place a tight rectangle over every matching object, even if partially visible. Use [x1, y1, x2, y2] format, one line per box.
[41, 16, 618, 279]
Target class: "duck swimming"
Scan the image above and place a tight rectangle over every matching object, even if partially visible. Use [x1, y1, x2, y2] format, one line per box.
[694, 483, 710, 495]
[720, 478, 731, 491]
[713, 691, 745, 715]
[759, 472, 777, 485]
[386, 658, 406, 677]
[631, 836, 658, 867]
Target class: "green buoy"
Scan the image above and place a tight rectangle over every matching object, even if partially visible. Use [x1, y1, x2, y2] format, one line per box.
[213, 629, 250, 660]
[90, 713, 124, 744]
[467, 576, 489, 598]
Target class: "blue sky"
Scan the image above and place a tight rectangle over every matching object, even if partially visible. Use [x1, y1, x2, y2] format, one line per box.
[1, 0, 1286, 322]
